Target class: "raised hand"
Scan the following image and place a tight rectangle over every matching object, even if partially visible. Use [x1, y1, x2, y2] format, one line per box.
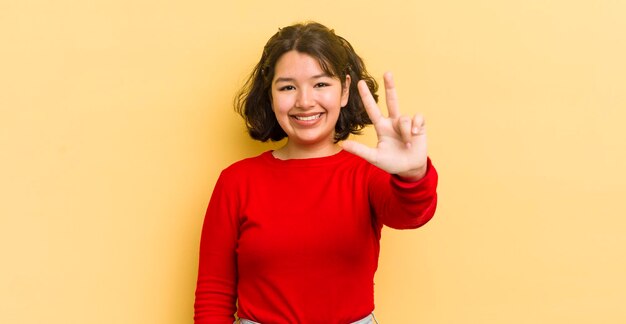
[341, 72, 428, 181]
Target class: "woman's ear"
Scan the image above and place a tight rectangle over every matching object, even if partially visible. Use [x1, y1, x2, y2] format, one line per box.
[341, 75, 351, 107]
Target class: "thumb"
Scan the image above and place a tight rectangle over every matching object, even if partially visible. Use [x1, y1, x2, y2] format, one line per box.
[341, 140, 377, 164]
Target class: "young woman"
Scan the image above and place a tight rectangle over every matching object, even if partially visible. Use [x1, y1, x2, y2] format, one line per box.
[194, 21, 438, 324]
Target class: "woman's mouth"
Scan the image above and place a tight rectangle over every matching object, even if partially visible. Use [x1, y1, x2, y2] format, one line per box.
[293, 113, 322, 121]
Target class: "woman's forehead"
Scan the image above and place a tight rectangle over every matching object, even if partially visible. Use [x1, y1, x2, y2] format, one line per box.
[273, 51, 336, 79]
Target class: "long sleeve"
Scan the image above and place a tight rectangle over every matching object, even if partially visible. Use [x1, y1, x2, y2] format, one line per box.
[368, 157, 438, 230]
[194, 171, 240, 324]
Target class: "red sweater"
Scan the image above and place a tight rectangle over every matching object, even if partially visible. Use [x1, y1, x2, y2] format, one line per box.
[194, 150, 438, 324]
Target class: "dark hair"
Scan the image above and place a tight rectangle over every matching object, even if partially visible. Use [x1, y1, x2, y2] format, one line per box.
[235, 21, 379, 142]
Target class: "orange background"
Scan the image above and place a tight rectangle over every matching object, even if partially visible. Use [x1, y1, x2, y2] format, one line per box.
[1, 0, 625, 323]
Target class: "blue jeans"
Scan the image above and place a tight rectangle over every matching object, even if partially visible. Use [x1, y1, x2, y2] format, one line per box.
[238, 313, 378, 324]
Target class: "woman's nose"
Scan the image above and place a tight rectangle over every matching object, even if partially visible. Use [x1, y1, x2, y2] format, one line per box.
[296, 88, 315, 108]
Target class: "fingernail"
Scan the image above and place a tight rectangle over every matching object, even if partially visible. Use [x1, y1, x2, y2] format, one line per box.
[412, 127, 418, 134]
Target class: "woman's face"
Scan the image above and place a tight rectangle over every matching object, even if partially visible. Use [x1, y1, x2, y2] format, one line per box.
[271, 50, 350, 150]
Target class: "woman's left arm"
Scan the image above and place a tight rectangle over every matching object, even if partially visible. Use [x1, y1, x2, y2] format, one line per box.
[344, 72, 437, 229]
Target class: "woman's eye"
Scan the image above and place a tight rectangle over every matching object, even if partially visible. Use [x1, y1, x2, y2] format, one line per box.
[315, 83, 330, 88]
[278, 85, 295, 91]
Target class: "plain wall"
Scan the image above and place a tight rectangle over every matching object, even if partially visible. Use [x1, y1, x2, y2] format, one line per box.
[1, 0, 625, 323]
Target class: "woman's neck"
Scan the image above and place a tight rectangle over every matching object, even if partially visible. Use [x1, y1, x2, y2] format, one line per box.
[272, 141, 342, 160]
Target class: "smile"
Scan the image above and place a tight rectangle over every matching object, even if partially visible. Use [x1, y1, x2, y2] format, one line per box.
[293, 113, 322, 121]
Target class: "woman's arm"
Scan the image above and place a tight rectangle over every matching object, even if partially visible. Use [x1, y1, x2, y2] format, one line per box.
[343, 72, 438, 229]
[194, 171, 239, 324]
[367, 158, 438, 230]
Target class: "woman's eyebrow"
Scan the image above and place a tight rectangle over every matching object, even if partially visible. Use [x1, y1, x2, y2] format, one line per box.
[311, 73, 331, 79]
[274, 77, 294, 84]
[274, 74, 331, 84]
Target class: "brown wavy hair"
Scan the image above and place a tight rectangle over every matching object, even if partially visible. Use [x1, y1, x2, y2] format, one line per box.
[234, 21, 379, 142]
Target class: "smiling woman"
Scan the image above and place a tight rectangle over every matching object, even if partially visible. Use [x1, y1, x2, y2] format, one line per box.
[270, 51, 350, 158]
[194, 21, 438, 324]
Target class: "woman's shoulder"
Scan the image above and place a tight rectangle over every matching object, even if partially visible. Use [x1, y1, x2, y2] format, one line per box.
[222, 151, 272, 173]
[220, 151, 272, 180]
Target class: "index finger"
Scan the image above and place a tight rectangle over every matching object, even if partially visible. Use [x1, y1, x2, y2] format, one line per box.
[384, 72, 400, 118]
[358, 80, 382, 123]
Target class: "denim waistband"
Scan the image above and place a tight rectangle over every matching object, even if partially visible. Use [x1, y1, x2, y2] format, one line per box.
[238, 313, 378, 324]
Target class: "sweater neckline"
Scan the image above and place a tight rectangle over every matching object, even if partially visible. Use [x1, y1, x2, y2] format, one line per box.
[260, 149, 353, 167]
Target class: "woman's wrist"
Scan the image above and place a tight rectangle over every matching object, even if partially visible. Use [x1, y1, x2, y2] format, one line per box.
[395, 165, 427, 182]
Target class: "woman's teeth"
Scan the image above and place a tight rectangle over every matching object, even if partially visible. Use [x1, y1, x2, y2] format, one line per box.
[294, 114, 321, 121]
